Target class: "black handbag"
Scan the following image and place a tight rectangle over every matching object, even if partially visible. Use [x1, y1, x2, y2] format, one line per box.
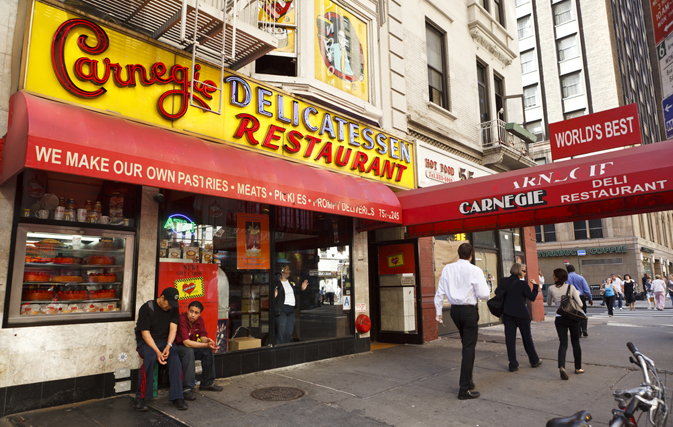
[556, 285, 587, 322]
[487, 286, 506, 317]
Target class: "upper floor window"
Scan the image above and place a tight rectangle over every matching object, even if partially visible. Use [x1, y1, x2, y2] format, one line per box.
[561, 72, 582, 99]
[524, 85, 538, 108]
[520, 49, 536, 73]
[494, 75, 505, 120]
[535, 224, 557, 242]
[518, 15, 532, 39]
[553, 0, 573, 26]
[477, 61, 490, 123]
[574, 219, 603, 240]
[493, 0, 504, 26]
[255, 2, 298, 77]
[527, 120, 544, 141]
[557, 35, 579, 61]
[564, 109, 585, 120]
[515, 0, 530, 6]
[426, 23, 449, 109]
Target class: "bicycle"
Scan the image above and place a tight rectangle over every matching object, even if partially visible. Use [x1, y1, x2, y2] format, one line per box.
[546, 342, 670, 427]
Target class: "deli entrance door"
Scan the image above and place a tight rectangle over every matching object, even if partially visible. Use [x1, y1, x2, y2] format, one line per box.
[371, 240, 423, 344]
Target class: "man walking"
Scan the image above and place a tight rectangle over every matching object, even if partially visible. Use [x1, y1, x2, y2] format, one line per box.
[611, 274, 624, 310]
[435, 243, 490, 400]
[566, 265, 592, 337]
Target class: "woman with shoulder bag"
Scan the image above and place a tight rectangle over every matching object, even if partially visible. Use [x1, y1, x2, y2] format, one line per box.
[494, 263, 542, 372]
[601, 278, 616, 317]
[547, 268, 583, 380]
[622, 274, 636, 311]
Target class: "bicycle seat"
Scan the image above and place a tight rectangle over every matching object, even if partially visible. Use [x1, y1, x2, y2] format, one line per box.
[546, 410, 592, 427]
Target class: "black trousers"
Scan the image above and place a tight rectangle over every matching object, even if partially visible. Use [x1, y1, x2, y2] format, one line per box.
[579, 295, 588, 333]
[604, 295, 615, 316]
[555, 317, 582, 370]
[450, 305, 479, 394]
[502, 313, 539, 369]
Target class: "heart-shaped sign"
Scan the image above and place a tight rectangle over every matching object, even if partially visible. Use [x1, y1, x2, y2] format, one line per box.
[183, 283, 196, 295]
[391, 256, 399, 265]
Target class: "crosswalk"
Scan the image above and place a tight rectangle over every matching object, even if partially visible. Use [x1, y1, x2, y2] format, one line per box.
[590, 310, 673, 318]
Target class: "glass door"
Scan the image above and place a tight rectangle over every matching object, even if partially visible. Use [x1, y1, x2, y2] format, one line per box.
[373, 240, 423, 344]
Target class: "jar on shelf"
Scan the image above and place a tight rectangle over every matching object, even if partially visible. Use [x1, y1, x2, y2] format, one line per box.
[94, 201, 102, 213]
[67, 198, 76, 210]
[84, 200, 93, 213]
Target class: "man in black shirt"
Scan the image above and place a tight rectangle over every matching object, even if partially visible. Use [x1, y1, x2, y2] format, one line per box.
[133, 287, 187, 411]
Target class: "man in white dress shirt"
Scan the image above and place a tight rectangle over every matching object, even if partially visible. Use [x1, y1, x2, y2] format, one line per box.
[435, 243, 491, 400]
[611, 274, 624, 310]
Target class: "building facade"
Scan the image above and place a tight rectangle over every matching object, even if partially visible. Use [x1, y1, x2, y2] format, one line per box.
[0, 0, 540, 415]
[516, 0, 673, 287]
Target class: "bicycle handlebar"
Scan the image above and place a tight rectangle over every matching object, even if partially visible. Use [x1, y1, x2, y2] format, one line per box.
[626, 342, 637, 355]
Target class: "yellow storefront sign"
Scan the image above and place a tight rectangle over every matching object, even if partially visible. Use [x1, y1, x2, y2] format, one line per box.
[23, 2, 414, 189]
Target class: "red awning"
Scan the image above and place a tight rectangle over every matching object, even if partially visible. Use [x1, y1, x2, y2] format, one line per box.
[2, 92, 401, 224]
[400, 140, 673, 237]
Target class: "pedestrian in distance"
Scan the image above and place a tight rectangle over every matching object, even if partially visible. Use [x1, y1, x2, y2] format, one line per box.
[645, 277, 654, 309]
[611, 274, 624, 310]
[566, 265, 592, 337]
[667, 275, 673, 307]
[494, 263, 542, 372]
[651, 275, 666, 311]
[434, 243, 490, 400]
[622, 274, 636, 311]
[601, 278, 616, 317]
[539, 269, 545, 285]
[547, 268, 584, 380]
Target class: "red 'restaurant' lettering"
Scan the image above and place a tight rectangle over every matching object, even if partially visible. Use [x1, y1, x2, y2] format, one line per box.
[234, 114, 261, 145]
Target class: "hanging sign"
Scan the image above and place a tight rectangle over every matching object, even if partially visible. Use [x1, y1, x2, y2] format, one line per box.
[236, 213, 270, 269]
[549, 104, 642, 161]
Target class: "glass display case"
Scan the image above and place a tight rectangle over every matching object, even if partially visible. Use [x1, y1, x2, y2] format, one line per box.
[7, 223, 135, 325]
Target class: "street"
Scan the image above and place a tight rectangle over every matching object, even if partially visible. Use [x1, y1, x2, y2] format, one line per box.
[3, 300, 671, 427]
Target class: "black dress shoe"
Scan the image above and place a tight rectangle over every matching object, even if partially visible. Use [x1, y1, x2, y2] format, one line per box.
[531, 360, 543, 368]
[172, 399, 188, 410]
[200, 383, 224, 392]
[458, 390, 480, 400]
[509, 366, 519, 372]
[469, 380, 476, 391]
[582, 331, 588, 337]
[133, 398, 148, 412]
[183, 390, 197, 401]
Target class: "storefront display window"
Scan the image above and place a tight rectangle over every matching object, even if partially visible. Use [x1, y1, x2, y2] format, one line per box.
[7, 170, 139, 326]
[160, 192, 353, 351]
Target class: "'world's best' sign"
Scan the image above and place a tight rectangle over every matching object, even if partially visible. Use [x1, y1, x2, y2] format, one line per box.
[549, 104, 642, 161]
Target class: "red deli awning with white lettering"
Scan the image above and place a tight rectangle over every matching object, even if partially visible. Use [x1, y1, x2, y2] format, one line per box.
[400, 139, 673, 237]
[1, 92, 402, 223]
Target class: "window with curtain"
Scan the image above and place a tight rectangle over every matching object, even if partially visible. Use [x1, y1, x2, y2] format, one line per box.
[557, 35, 579, 61]
[561, 72, 582, 98]
[524, 85, 538, 108]
[553, 0, 573, 26]
[426, 23, 448, 109]
[520, 49, 536, 73]
[517, 15, 532, 39]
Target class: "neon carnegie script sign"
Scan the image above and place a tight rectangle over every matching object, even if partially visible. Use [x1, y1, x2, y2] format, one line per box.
[51, 19, 217, 120]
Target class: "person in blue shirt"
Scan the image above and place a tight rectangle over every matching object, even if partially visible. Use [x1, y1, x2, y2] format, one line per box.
[566, 265, 592, 337]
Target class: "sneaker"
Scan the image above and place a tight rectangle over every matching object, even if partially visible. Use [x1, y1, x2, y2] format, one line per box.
[619, 308, 623, 310]
[172, 399, 188, 410]
[133, 398, 148, 412]
[458, 390, 480, 400]
[183, 390, 197, 401]
[200, 383, 224, 392]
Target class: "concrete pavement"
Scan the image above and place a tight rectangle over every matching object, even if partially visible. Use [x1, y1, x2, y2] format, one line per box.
[3, 301, 672, 427]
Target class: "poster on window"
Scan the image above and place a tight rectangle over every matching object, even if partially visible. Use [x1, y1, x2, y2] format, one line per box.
[314, 0, 369, 102]
[258, 0, 296, 53]
[157, 263, 219, 346]
[237, 213, 270, 269]
[377, 243, 416, 275]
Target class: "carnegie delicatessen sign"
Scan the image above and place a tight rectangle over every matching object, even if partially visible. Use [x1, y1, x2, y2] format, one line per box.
[22, 2, 415, 189]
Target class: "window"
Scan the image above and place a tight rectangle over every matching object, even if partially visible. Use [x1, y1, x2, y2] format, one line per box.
[526, 120, 544, 141]
[515, 0, 530, 6]
[557, 35, 578, 61]
[255, 3, 298, 77]
[524, 85, 538, 108]
[564, 109, 585, 120]
[561, 72, 582, 98]
[477, 62, 490, 123]
[426, 23, 448, 109]
[480, 0, 490, 12]
[520, 49, 536, 73]
[493, 0, 504, 26]
[553, 0, 573, 26]
[518, 15, 532, 39]
[494, 75, 504, 120]
[536, 224, 557, 242]
[535, 157, 547, 165]
[574, 219, 603, 240]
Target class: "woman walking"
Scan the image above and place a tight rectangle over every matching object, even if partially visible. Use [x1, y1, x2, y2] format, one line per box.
[547, 269, 583, 380]
[651, 274, 667, 311]
[494, 263, 542, 372]
[622, 274, 636, 311]
[601, 278, 616, 317]
[644, 277, 654, 310]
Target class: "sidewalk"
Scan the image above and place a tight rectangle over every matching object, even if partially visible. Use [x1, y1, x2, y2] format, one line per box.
[3, 305, 672, 427]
